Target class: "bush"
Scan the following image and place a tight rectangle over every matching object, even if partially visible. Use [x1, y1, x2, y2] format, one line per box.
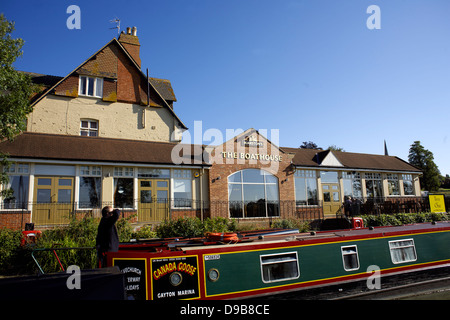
[271, 219, 311, 232]
[203, 217, 237, 233]
[0, 228, 23, 274]
[156, 217, 204, 238]
[132, 225, 157, 239]
[361, 212, 450, 227]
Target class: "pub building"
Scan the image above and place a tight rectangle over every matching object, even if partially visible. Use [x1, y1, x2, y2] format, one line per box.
[0, 28, 422, 229]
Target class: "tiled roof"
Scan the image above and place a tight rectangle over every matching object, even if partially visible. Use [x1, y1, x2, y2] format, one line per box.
[0, 133, 208, 166]
[286, 148, 421, 173]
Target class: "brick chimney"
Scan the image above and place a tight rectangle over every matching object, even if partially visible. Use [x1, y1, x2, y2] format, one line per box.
[118, 26, 141, 67]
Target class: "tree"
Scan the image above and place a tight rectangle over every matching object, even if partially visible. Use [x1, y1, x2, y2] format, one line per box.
[300, 141, 322, 150]
[328, 145, 345, 152]
[408, 141, 441, 192]
[0, 14, 36, 197]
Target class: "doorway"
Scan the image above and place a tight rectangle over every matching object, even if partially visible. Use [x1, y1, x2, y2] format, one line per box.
[322, 183, 341, 217]
[33, 176, 74, 225]
[138, 179, 170, 222]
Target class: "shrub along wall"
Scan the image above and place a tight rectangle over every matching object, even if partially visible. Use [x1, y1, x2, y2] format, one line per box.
[361, 212, 449, 227]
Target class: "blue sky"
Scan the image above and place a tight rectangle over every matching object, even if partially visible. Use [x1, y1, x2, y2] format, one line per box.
[3, 0, 450, 176]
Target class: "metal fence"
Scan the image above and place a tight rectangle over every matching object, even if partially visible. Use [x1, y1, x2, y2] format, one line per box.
[339, 196, 450, 218]
[2, 196, 448, 227]
[1, 199, 324, 227]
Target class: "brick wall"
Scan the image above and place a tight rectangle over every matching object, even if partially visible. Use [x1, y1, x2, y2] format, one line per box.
[208, 134, 297, 220]
[0, 212, 31, 230]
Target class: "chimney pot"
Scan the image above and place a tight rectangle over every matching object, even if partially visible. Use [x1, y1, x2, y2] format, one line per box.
[132, 26, 137, 36]
[126, 27, 131, 34]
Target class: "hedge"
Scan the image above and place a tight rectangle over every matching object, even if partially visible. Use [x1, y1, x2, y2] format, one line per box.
[361, 212, 450, 227]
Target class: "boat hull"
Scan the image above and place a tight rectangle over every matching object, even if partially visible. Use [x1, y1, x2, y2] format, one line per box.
[107, 222, 450, 300]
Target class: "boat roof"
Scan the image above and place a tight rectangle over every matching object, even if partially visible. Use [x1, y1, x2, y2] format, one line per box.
[118, 222, 450, 253]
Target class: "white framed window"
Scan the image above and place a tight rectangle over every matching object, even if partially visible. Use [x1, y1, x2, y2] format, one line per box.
[402, 174, 415, 195]
[389, 239, 417, 264]
[387, 174, 400, 196]
[79, 166, 102, 209]
[2, 163, 30, 210]
[260, 252, 300, 283]
[294, 170, 318, 206]
[342, 171, 362, 198]
[173, 169, 192, 208]
[341, 245, 360, 271]
[114, 167, 134, 177]
[79, 76, 103, 98]
[80, 119, 98, 137]
[228, 169, 279, 218]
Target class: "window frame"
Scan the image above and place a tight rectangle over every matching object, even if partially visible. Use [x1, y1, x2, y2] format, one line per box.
[402, 174, 415, 196]
[80, 119, 99, 137]
[386, 174, 400, 196]
[294, 170, 318, 206]
[78, 166, 102, 209]
[79, 76, 103, 98]
[172, 169, 192, 209]
[260, 251, 300, 283]
[227, 169, 280, 219]
[388, 239, 417, 264]
[341, 245, 360, 271]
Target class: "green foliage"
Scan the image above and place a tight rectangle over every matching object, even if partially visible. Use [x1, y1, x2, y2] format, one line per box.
[0, 215, 135, 275]
[132, 225, 157, 239]
[203, 217, 237, 233]
[0, 14, 38, 198]
[408, 141, 441, 191]
[361, 212, 449, 227]
[271, 219, 311, 232]
[156, 217, 204, 238]
[0, 228, 23, 273]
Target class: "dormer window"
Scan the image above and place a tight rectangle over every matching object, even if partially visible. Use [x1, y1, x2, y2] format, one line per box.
[79, 76, 103, 98]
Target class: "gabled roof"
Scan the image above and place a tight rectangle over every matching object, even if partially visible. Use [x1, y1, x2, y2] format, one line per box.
[0, 132, 207, 166]
[28, 37, 186, 129]
[285, 147, 421, 173]
[212, 128, 285, 154]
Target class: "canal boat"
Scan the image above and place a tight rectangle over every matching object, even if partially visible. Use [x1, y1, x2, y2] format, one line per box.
[107, 221, 450, 300]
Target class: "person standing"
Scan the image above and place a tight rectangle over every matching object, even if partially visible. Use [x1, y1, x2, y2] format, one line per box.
[96, 206, 120, 268]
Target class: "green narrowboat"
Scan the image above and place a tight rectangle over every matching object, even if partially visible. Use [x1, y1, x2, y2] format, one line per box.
[107, 221, 450, 300]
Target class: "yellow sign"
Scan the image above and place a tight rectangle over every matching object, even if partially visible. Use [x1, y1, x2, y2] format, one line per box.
[429, 195, 446, 213]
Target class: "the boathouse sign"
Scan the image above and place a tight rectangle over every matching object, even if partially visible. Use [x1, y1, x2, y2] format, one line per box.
[220, 151, 282, 162]
[151, 255, 200, 300]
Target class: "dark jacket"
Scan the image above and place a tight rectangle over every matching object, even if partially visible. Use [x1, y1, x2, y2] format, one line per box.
[96, 209, 120, 253]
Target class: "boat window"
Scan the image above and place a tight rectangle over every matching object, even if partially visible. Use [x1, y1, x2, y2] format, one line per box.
[389, 239, 417, 264]
[260, 252, 300, 283]
[341, 245, 360, 271]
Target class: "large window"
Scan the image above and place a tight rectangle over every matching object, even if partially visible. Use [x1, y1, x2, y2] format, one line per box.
[402, 174, 415, 195]
[365, 173, 383, 198]
[2, 163, 30, 209]
[228, 169, 279, 218]
[114, 167, 134, 208]
[342, 172, 362, 198]
[79, 166, 101, 208]
[387, 174, 400, 196]
[173, 169, 192, 208]
[294, 170, 318, 205]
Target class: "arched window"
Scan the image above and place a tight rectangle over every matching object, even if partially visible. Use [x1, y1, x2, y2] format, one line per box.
[228, 169, 279, 218]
